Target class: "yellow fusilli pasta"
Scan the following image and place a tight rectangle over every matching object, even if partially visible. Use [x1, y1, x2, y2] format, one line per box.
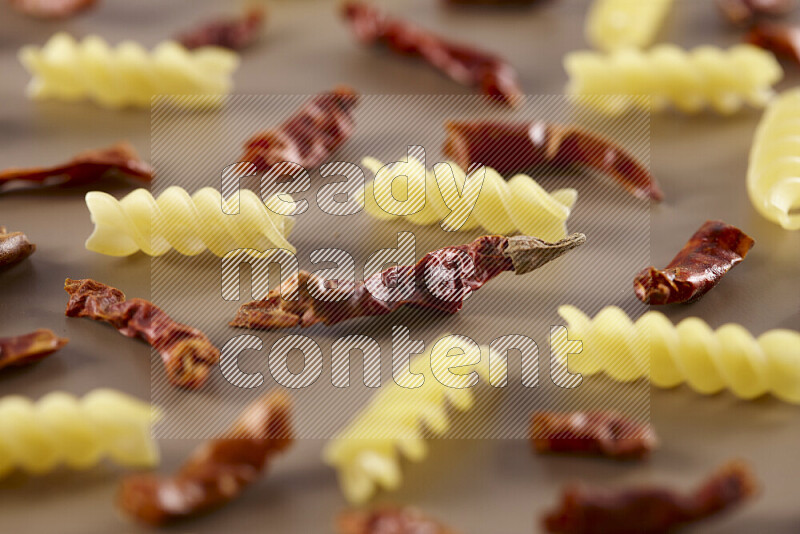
[747, 88, 800, 230]
[85, 186, 295, 257]
[554, 305, 800, 403]
[324, 335, 505, 504]
[19, 32, 239, 109]
[586, 0, 673, 52]
[565, 44, 782, 115]
[359, 157, 578, 242]
[0, 389, 158, 478]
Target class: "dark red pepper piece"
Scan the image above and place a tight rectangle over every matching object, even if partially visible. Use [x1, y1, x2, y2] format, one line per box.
[338, 506, 459, 534]
[342, 2, 523, 107]
[531, 411, 657, 460]
[231, 233, 586, 331]
[716, 0, 795, 25]
[543, 461, 758, 534]
[746, 22, 800, 63]
[178, 7, 266, 50]
[0, 329, 68, 372]
[443, 120, 662, 202]
[633, 220, 754, 305]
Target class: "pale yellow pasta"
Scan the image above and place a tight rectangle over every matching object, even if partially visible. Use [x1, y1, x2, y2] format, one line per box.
[324, 335, 505, 504]
[360, 157, 578, 242]
[554, 305, 800, 403]
[586, 0, 673, 51]
[19, 32, 239, 109]
[747, 88, 800, 230]
[565, 44, 782, 115]
[0, 390, 158, 478]
[85, 186, 295, 257]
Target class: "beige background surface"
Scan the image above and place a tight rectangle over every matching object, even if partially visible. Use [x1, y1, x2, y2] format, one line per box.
[1, 0, 799, 533]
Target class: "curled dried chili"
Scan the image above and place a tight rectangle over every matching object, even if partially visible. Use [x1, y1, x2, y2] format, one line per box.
[0, 142, 153, 190]
[342, 2, 523, 107]
[338, 507, 459, 534]
[6, 0, 98, 18]
[633, 220, 754, 305]
[231, 233, 586, 331]
[543, 461, 758, 534]
[746, 22, 800, 63]
[241, 86, 359, 172]
[0, 330, 68, 372]
[0, 226, 36, 269]
[118, 392, 293, 525]
[716, 0, 795, 25]
[531, 411, 657, 460]
[443, 120, 662, 201]
[178, 6, 266, 50]
[64, 278, 219, 389]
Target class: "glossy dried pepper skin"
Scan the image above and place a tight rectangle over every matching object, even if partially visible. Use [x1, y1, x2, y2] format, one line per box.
[64, 278, 219, 389]
[633, 220, 754, 305]
[0, 226, 36, 269]
[746, 22, 800, 63]
[242, 86, 359, 172]
[531, 411, 657, 460]
[443, 120, 662, 202]
[178, 6, 266, 50]
[543, 461, 758, 534]
[231, 233, 586, 331]
[0, 142, 153, 189]
[342, 2, 523, 107]
[6, 0, 98, 18]
[0, 330, 68, 371]
[716, 0, 795, 25]
[118, 392, 293, 526]
[338, 507, 459, 534]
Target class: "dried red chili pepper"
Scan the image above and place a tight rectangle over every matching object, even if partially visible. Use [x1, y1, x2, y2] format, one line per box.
[64, 278, 219, 389]
[716, 0, 795, 25]
[633, 220, 754, 305]
[443, 120, 662, 202]
[178, 6, 266, 50]
[0, 226, 36, 269]
[0, 142, 153, 190]
[0, 330, 68, 372]
[746, 22, 800, 63]
[6, 0, 98, 18]
[531, 411, 657, 460]
[118, 391, 292, 525]
[543, 461, 758, 534]
[342, 2, 523, 107]
[241, 86, 359, 172]
[338, 506, 459, 534]
[231, 233, 586, 330]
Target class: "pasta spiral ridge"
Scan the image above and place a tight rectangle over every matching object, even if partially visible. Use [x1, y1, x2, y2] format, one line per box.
[359, 157, 578, 242]
[0, 389, 159, 478]
[586, 0, 674, 52]
[554, 305, 800, 403]
[19, 32, 239, 109]
[324, 335, 505, 504]
[747, 88, 800, 230]
[565, 44, 782, 115]
[85, 186, 296, 257]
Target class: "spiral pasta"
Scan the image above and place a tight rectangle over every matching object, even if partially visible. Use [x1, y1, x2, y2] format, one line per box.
[359, 157, 577, 242]
[324, 335, 505, 503]
[565, 44, 782, 115]
[0, 389, 159, 478]
[554, 305, 800, 403]
[85, 186, 295, 257]
[586, 0, 673, 52]
[747, 88, 800, 230]
[19, 32, 239, 109]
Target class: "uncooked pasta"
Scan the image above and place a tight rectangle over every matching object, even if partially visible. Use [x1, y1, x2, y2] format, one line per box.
[554, 305, 800, 403]
[747, 88, 800, 230]
[586, 0, 674, 51]
[0, 389, 158, 478]
[18, 32, 239, 109]
[360, 157, 577, 242]
[565, 44, 782, 115]
[84, 186, 295, 257]
[324, 335, 505, 504]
